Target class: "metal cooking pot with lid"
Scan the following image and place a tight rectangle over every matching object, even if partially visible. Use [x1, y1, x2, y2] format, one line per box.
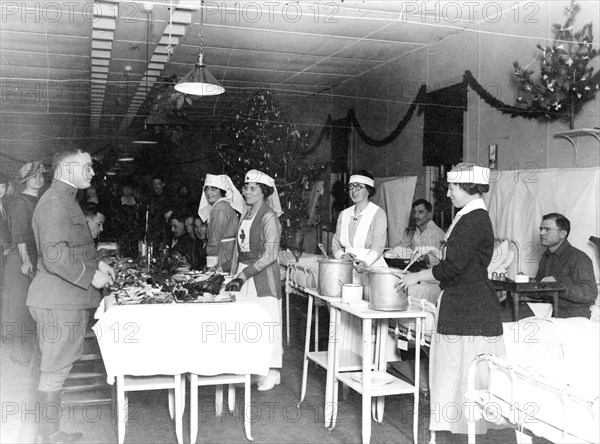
[317, 259, 353, 297]
[363, 267, 408, 311]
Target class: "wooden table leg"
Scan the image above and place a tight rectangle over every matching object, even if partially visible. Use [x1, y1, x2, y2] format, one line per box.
[510, 291, 519, 321]
[174, 374, 183, 444]
[413, 318, 421, 444]
[330, 318, 342, 430]
[552, 292, 559, 317]
[362, 318, 372, 444]
[285, 268, 292, 346]
[190, 374, 198, 444]
[298, 294, 314, 406]
[117, 375, 126, 444]
[324, 304, 339, 428]
[374, 319, 386, 423]
[244, 374, 253, 441]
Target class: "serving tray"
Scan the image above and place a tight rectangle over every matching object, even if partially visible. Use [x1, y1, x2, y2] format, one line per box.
[174, 292, 237, 304]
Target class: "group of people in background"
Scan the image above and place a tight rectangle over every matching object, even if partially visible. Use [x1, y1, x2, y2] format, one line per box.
[332, 164, 597, 437]
[1, 149, 597, 442]
[0, 148, 286, 442]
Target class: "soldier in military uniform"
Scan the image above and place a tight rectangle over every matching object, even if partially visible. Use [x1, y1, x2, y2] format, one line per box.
[27, 148, 114, 444]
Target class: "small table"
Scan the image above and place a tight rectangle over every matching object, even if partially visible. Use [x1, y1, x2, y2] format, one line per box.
[328, 299, 426, 444]
[301, 288, 367, 425]
[93, 294, 273, 443]
[492, 280, 566, 321]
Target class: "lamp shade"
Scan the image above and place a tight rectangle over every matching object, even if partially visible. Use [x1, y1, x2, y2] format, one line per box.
[174, 54, 224, 96]
[132, 126, 158, 145]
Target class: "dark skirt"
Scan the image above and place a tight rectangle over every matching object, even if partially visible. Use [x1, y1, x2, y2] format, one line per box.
[1, 251, 37, 363]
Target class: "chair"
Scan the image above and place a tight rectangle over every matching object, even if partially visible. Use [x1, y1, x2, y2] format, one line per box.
[285, 263, 318, 346]
[115, 374, 184, 444]
[189, 374, 253, 443]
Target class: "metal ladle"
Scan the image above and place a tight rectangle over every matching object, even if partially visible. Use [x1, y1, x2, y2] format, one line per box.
[318, 243, 329, 259]
[402, 252, 422, 272]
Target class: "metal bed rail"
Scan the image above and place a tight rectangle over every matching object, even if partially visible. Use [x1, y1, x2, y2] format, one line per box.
[285, 263, 318, 347]
[465, 353, 599, 444]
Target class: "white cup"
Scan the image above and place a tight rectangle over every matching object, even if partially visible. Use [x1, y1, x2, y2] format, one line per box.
[514, 274, 530, 283]
[206, 256, 218, 268]
[342, 284, 363, 304]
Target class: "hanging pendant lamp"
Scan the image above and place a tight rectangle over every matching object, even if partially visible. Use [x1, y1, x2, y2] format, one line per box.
[174, 54, 224, 96]
[117, 153, 135, 162]
[132, 7, 160, 145]
[132, 125, 158, 145]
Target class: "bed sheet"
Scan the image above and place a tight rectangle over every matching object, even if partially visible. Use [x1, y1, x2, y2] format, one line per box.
[490, 363, 598, 443]
[491, 317, 600, 443]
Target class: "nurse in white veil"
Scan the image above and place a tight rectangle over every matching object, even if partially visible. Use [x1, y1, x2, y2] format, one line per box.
[198, 174, 245, 272]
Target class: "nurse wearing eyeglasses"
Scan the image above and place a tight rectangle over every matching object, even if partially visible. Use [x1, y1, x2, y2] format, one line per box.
[331, 170, 388, 279]
[330, 170, 388, 359]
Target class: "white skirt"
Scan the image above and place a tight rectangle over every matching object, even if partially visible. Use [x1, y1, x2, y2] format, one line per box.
[428, 290, 507, 434]
[238, 264, 283, 368]
[429, 333, 506, 434]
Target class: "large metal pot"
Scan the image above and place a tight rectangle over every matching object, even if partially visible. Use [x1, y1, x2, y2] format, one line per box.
[318, 259, 353, 297]
[363, 267, 408, 311]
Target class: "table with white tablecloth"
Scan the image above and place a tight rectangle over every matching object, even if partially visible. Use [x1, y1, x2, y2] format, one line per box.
[93, 294, 275, 383]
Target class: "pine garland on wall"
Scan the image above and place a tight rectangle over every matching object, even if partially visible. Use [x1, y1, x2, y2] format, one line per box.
[513, 0, 600, 129]
[216, 90, 326, 251]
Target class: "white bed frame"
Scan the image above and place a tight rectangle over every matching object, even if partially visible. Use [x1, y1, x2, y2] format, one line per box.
[465, 353, 599, 444]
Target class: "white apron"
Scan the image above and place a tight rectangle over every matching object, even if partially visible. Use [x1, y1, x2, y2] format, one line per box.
[339, 202, 387, 283]
[237, 263, 282, 369]
[338, 202, 396, 358]
[236, 217, 282, 368]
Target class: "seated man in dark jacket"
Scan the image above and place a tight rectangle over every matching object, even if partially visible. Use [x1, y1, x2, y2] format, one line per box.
[168, 211, 194, 266]
[533, 213, 597, 318]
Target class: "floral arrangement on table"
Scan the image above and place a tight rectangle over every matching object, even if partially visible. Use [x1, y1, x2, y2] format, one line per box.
[513, 0, 600, 128]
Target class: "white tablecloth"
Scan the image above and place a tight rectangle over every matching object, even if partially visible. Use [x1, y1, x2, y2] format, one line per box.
[93, 295, 274, 384]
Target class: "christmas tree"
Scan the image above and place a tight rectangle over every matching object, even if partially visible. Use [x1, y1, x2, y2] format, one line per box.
[513, 0, 600, 128]
[216, 90, 325, 252]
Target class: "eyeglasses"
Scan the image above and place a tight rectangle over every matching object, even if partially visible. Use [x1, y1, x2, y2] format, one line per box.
[347, 183, 366, 191]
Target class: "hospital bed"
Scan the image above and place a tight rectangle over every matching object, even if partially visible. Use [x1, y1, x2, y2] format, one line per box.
[466, 317, 600, 444]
